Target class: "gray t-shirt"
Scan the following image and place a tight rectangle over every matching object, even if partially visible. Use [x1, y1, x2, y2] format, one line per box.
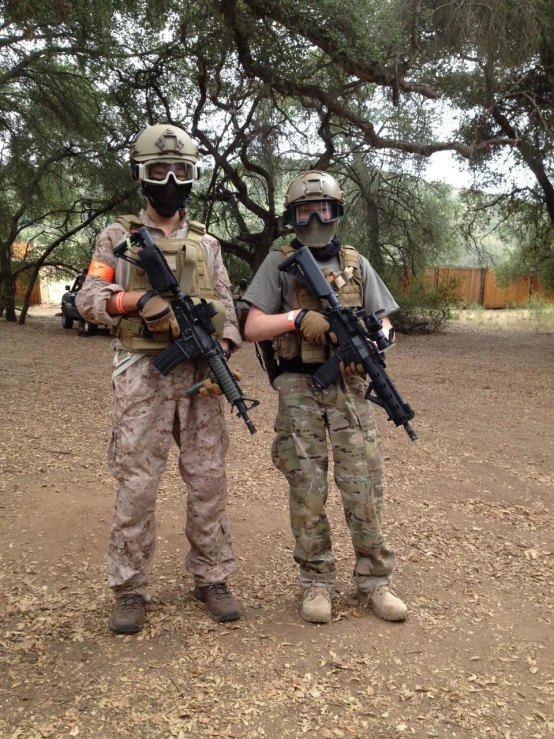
[243, 249, 398, 317]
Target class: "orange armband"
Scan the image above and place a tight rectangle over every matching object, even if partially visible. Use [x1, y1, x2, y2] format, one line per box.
[88, 260, 115, 282]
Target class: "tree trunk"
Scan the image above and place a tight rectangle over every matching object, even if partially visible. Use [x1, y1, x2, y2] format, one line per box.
[351, 153, 385, 273]
[18, 259, 43, 325]
[221, 223, 280, 275]
[0, 241, 17, 322]
[9, 188, 137, 325]
[252, 235, 272, 274]
[492, 105, 554, 227]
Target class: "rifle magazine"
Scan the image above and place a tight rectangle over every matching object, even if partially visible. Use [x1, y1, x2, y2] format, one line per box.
[153, 342, 191, 376]
[312, 354, 341, 391]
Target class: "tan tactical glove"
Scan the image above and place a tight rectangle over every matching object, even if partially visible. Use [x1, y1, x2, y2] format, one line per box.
[299, 310, 336, 345]
[198, 369, 242, 397]
[340, 361, 366, 378]
[137, 291, 180, 337]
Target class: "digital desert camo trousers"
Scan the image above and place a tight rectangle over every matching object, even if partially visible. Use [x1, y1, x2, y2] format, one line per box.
[107, 356, 235, 595]
[271, 372, 395, 593]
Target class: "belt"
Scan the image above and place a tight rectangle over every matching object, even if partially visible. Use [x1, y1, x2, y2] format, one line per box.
[279, 359, 325, 375]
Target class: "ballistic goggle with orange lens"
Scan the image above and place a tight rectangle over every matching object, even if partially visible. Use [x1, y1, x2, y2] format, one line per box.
[137, 159, 199, 185]
[283, 200, 345, 227]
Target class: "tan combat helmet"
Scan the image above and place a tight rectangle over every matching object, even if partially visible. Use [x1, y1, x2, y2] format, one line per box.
[284, 171, 345, 247]
[130, 124, 200, 184]
[284, 170, 345, 210]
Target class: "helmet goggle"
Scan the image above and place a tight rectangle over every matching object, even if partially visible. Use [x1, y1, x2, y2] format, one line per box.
[284, 200, 344, 227]
[137, 159, 198, 185]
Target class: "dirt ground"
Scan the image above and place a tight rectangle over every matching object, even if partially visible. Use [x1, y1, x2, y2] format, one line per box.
[0, 312, 553, 739]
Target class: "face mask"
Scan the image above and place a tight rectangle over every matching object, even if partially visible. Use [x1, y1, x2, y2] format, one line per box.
[294, 217, 337, 248]
[142, 180, 192, 218]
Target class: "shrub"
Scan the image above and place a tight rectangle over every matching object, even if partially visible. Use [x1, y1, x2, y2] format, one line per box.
[525, 294, 554, 320]
[390, 276, 461, 334]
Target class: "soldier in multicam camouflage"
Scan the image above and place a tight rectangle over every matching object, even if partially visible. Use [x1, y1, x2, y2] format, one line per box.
[244, 170, 407, 624]
[76, 124, 242, 633]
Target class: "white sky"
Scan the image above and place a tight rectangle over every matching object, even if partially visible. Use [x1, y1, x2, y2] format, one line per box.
[422, 102, 535, 192]
[425, 151, 474, 189]
[425, 148, 536, 193]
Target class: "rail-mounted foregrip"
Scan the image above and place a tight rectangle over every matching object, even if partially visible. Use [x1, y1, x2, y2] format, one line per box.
[114, 227, 259, 434]
[279, 246, 417, 441]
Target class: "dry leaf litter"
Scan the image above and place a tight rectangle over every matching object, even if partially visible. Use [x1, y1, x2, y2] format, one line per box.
[0, 313, 552, 739]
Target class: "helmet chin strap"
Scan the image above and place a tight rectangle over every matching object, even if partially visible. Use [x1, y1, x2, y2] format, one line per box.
[294, 221, 337, 247]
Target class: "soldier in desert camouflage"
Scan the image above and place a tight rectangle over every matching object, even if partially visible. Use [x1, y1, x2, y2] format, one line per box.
[77, 124, 242, 633]
[243, 171, 408, 625]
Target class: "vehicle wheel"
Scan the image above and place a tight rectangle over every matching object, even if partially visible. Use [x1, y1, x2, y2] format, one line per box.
[82, 321, 98, 336]
[61, 308, 73, 329]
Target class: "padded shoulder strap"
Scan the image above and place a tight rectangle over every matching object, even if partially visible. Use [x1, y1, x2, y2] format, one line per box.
[340, 244, 361, 271]
[116, 214, 143, 231]
[280, 244, 296, 258]
[187, 220, 206, 239]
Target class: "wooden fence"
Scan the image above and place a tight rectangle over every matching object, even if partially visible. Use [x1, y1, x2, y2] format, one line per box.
[427, 267, 554, 308]
[12, 241, 42, 305]
[15, 276, 42, 305]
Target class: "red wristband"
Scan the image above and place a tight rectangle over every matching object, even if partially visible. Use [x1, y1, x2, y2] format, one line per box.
[287, 310, 297, 330]
[115, 291, 126, 314]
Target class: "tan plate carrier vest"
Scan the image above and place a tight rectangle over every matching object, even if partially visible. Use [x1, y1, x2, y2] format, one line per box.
[273, 243, 364, 364]
[114, 215, 226, 354]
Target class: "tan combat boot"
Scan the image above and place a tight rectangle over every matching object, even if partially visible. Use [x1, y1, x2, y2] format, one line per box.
[193, 582, 240, 623]
[301, 583, 332, 623]
[108, 593, 146, 634]
[365, 585, 407, 622]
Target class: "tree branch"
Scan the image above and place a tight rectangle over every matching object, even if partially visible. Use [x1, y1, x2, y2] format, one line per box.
[219, 0, 519, 159]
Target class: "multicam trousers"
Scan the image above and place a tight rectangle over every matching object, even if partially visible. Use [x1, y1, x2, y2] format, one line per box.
[107, 356, 235, 595]
[271, 372, 395, 593]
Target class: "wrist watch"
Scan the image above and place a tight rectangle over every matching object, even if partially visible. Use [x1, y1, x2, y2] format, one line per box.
[294, 309, 309, 329]
[136, 290, 156, 311]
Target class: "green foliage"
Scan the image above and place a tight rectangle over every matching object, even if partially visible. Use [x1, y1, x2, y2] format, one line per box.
[491, 199, 554, 291]
[223, 254, 253, 289]
[456, 189, 519, 269]
[524, 294, 554, 319]
[420, 0, 554, 281]
[388, 275, 461, 334]
[426, 0, 551, 65]
[3, 0, 554, 325]
[338, 164, 462, 276]
[538, 255, 554, 293]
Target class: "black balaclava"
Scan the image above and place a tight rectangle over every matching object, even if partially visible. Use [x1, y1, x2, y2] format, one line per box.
[142, 180, 192, 218]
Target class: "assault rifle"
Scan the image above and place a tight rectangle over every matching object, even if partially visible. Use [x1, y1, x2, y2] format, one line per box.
[279, 246, 417, 441]
[113, 227, 259, 434]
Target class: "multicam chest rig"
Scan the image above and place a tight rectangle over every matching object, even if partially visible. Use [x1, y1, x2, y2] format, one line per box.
[272, 243, 364, 364]
[113, 215, 225, 353]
